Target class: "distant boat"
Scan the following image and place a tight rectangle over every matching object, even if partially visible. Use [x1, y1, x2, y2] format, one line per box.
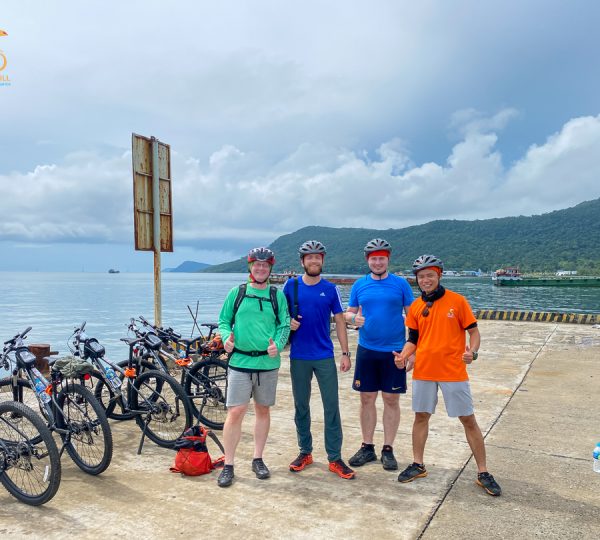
[108, 269, 120, 274]
[492, 267, 600, 287]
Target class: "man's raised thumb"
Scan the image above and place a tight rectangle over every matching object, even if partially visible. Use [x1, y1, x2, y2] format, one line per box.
[357, 306, 363, 316]
[228, 333, 235, 342]
[269, 337, 275, 345]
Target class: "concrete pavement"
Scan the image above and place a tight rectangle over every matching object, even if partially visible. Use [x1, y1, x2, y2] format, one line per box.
[1, 321, 599, 539]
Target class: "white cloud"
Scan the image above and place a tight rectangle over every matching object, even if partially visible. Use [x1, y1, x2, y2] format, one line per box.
[2, 112, 599, 256]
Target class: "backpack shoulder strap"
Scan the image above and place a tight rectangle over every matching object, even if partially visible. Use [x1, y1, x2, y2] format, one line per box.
[231, 283, 247, 325]
[269, 285, 280, 325]
[292, 277, 299, 319]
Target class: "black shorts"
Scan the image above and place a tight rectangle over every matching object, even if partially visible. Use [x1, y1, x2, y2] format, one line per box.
[352, 344, 406, 393]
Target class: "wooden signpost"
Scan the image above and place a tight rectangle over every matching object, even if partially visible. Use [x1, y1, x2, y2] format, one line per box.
[132, 134, 173, 326]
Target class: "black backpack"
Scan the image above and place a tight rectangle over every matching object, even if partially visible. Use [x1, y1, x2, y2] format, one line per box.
[231, 284, 281, 325]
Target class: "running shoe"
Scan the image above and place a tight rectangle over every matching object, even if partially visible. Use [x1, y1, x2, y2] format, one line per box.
[348, 444, 377, 467]
[381, 446, 398, 471]
[252, 458, 271, 479]
[476, 472, 502, 496]
[397, 462, 427, 483]
[329, 459, 356, 479]
[289, 452, 313, 472]
[217, 465, 234, 487]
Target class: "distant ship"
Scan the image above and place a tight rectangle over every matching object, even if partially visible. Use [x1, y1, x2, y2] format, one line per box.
[108, 269, 120, 274]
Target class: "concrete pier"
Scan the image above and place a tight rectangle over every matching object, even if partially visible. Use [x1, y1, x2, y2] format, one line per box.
[1, 321, 599, 539]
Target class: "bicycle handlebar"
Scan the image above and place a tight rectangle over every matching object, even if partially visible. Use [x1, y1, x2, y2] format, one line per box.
[3, 326, 31, 345]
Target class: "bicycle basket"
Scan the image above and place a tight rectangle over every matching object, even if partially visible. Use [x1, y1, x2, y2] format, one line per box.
[144, 333, 163, 351]
[52, 356, 95, 378]
[84, 338, 105, 359]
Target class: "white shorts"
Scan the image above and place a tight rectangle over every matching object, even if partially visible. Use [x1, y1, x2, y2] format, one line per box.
[412, 380, 474, 417]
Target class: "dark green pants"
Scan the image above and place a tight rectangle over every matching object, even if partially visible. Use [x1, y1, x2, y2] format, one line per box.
[290, 358, 343, 462]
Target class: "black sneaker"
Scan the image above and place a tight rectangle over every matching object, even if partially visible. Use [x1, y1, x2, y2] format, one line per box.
[476, 472, 502, 496]
[217, 465, 234, 487]
[252, 458, 271, 479]
[398, 462, 427, 483]
[348, 444, 377, 467]
[381, 446, 398, 471]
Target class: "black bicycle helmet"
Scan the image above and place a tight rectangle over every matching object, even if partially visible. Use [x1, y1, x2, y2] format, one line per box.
[298, 240, 326, 258]
[247, 247, 275, 265]
[364, 238, 392, 255]
[412, 254, 444, 274]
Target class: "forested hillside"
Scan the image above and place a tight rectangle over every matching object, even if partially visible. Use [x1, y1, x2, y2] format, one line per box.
[204, 198, 600, 275]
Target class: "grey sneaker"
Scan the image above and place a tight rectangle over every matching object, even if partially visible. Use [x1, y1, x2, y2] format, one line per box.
[217, 465, 234, 487]
[381, 446, 398, 471]
[252, 458, 271, 479]
[398, 462, 427, 483]
[348, 444, 377, 467]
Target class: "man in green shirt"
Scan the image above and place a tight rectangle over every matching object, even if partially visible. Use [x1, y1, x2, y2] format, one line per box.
[217, 247, 290, 487]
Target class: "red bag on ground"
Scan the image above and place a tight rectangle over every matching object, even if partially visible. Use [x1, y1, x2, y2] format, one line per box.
[170, 425, 224, 476]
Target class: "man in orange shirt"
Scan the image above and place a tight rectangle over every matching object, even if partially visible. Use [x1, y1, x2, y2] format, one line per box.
[393, 254, 501, 496]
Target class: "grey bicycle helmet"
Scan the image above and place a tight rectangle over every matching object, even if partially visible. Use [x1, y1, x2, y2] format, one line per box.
[298, 240, 327, 258]
[412, 254, 444, 274]
[247, 247, 275, 265]
[364, 238, 392, 255]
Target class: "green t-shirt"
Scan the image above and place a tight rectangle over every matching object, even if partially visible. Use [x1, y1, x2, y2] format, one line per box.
[218, 283, 290, 370]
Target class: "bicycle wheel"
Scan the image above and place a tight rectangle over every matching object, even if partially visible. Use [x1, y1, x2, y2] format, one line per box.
[0, 377, 39, 412]
[0, 401, 61, 505]
[94, 360, 155, 421]
[131, 370, 192, 448]
[56, 383, 113, 475]
[184, 357, 228, 430]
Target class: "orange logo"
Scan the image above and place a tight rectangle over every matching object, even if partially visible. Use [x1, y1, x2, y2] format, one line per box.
[447, 308, 455, 318]
[0, 29, 9, 86]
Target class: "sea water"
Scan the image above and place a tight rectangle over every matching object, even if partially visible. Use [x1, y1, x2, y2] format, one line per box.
[0, 272, 598, 363]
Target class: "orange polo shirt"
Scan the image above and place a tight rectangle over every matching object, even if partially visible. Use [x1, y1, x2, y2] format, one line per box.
[405, 289, 477, 382]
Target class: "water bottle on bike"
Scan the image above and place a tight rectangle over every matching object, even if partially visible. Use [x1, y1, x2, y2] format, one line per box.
[31, 366, 51, 404]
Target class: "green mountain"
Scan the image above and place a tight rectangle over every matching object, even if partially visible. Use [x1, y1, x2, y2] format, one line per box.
[204, 198, 600, 275]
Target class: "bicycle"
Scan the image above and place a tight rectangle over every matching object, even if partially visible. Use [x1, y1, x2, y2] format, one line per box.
[132, 317, 228, 430]
[68, 322, 193, 451]
[0, 399, 61, 505]
[0, 327, 112, 476]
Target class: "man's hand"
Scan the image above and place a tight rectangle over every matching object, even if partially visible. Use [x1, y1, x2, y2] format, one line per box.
[267, 337, 278, 357]
[463, 344, 475, 364]
[290, 314, 302, 331]
[224, 333, 234, 353]
[392, 350, 406, 369]
[340, 355, 351, 372]
[353, 306, 365, 328]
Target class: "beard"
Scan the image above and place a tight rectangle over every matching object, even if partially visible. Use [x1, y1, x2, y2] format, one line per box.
[305, 265, 322, 277]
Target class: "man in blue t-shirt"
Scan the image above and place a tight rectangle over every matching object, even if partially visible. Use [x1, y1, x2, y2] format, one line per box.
[344, 238, 414, 472]
[283, 240, 355, 480]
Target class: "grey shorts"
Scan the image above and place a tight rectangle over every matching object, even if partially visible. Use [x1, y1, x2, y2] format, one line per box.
[412, 380, 474, 417]
[226, 369, 279, 407]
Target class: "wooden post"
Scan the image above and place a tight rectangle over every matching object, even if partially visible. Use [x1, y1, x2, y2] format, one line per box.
[152, 136, 162, 327]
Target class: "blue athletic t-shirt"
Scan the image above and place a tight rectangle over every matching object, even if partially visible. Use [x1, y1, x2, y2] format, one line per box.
[348, 273, 414, 352]
[283, 277, 343, 360]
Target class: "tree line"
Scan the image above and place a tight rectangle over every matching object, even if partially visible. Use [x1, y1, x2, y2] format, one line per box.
[203, 198, 600, 275]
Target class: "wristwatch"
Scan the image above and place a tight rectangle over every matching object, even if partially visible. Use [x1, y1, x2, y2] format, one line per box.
[472, 350, 479, 361]
[342, 351, 352, 359]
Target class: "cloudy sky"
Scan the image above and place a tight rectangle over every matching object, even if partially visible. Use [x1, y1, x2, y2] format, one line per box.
[1, 1, 600, 271]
